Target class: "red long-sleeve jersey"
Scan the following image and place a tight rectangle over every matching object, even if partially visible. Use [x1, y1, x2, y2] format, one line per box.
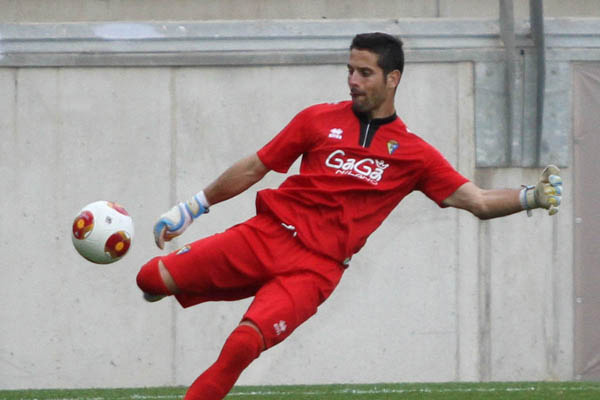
[256, 101, 469, 264]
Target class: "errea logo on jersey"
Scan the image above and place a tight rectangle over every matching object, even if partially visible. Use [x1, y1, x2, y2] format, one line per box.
[325, 149, 389, 185]
[328, 128, 343, 140]
[273, 320, 287, 336]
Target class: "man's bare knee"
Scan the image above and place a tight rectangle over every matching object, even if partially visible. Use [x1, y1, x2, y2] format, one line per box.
[239, 320, 266, 351]
[159, 260, 180, 294]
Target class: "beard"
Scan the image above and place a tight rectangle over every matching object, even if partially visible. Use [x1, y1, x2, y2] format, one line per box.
[351, 97, 367, 113]
[351, 92, 384, 116]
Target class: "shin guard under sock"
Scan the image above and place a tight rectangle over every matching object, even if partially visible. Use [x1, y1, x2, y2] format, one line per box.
[184, 325, 263, 400]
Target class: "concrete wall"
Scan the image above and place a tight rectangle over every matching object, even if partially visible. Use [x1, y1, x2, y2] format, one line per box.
[0, 0, 589, 390]
[0, 61, 573, 389]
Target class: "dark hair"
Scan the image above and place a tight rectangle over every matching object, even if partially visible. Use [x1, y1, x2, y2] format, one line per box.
[350, 32, 404, 75]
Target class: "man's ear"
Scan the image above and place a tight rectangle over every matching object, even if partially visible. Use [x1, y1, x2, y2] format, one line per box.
[387, 70, 402, 89]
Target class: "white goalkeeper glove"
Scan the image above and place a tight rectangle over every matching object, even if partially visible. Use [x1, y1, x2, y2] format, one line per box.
[153, 191, 210, 249]
[520, 165, 563, 216]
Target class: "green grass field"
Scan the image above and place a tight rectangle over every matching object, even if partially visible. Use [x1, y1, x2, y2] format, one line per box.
[2, 382, 600, 400]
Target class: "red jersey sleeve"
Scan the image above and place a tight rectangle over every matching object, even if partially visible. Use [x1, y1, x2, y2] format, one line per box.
[257, 107, 316, 173]
[416, 143, 470, 207]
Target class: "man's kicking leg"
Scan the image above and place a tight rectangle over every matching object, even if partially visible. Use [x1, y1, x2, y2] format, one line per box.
[135, 218, 343, 400]
[137, 257, 265, 400]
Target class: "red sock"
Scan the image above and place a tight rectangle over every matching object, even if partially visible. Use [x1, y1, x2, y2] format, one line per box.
[136, 257, 170, 295]
[184, 325, 263, 400]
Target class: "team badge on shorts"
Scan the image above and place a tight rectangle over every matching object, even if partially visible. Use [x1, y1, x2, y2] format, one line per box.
[176, 245, 191, 255]
[387, 140, 399, 155]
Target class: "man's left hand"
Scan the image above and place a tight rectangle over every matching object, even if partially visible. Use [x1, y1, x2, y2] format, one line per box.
[523, 165, 563, 215]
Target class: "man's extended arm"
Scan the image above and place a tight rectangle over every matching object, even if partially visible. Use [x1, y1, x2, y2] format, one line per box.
[204, 153, 270, 206]
[442, 183, 523, 220]
[153, 153, 270, 249]
[443, 165, 563, 220]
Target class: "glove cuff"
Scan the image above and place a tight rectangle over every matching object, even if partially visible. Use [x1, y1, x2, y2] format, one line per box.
[184, 191, 210, 219]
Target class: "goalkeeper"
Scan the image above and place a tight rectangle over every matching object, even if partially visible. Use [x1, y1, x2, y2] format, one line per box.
[136, 32, 563, 400]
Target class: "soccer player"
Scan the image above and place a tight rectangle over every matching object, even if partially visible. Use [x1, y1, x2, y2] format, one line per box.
[136, 32, 563, 399]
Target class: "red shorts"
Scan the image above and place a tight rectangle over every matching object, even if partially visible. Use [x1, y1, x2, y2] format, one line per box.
[160, 214, 345, 349]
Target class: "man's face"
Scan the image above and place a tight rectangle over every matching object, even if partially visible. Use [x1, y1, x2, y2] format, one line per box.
[347, 49, 392, 117]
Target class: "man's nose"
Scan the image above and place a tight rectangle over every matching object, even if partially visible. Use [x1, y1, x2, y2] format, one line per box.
[348, 71, 359, 87]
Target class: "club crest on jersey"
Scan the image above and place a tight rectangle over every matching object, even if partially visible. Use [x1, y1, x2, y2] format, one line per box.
[325, 149, 389, 185]
[328, 128, 343, 140]
[176, 245, 191, 255]
[387, 140, 399, 155]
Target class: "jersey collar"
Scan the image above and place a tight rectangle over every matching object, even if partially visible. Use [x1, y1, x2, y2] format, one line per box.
[352, 109, 398, 126]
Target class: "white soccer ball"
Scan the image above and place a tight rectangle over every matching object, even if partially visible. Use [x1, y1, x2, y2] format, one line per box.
[71, 200, 134, 264]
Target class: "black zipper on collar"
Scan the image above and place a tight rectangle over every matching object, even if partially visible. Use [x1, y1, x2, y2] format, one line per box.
[353, 110, 397, 148]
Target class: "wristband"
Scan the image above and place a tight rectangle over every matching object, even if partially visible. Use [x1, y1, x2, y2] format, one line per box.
[196, 190, 211, 208]
[520, 185, 535, 217]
